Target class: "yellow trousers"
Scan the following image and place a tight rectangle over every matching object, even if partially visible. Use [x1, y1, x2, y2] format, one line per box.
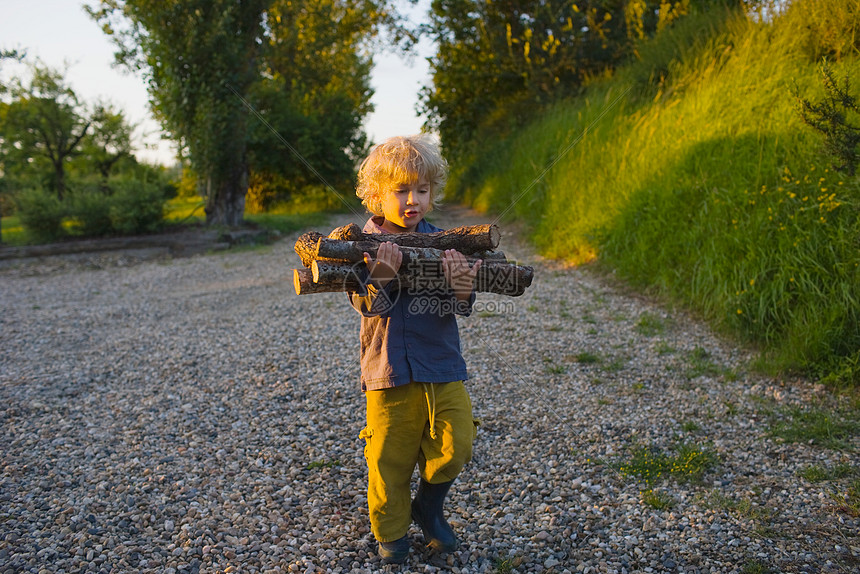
[361, 381, 477, 542]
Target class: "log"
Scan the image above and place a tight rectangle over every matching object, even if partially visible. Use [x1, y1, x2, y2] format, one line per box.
[306, 259, 534, 297]
[314, 237, 506, 266]
[367, 224, 501, 253]
[293, 268, 346, 295]
[294, 223, 500, 267]
[294, 231, 324, 268]
[327, 223, 363, 241]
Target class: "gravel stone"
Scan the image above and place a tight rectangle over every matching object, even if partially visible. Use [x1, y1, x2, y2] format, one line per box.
[1, 206, 857, 573]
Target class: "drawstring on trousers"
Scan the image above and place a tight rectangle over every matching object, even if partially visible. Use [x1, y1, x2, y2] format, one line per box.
[422, 383, 438, 440]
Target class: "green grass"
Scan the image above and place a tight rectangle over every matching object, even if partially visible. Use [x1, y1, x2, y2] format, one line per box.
[164, 195, 207, 223]
[617, 441, 719, 485]
[305, 458, 341, 470]
[641, 488, 675, 510]
[571, 351, 601, 364]
[3, 194, 332, 247]
[493, 555, 523, 573]
[798, 463, 855, 482]
[681, 420, 701, 433]
[684, 347, 725, 379]
[768, 404, 860, 450]
[542, 357, 567, 375]
[742, 560, 774, 574]
[0, 214, 27, 246]
[448, 0, 860, 384]
[634, 312, 667, 337]
[841, 479, 860, 516]
[703, 491, 772, 524]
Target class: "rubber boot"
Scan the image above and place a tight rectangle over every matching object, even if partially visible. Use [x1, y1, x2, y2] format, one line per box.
[411, 479, 459, 552]
[377, 535, 409, 564]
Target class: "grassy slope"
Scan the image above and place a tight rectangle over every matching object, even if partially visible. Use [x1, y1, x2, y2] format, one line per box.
[451, 2, 860, 382]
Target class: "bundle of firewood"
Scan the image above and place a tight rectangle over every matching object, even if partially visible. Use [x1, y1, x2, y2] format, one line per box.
[292, 223, 534, 297]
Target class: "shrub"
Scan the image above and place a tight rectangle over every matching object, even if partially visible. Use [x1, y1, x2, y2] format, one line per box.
[14, 187, 66, 242]
[108, 179, 165, 235]
[69, 187, 114, 237]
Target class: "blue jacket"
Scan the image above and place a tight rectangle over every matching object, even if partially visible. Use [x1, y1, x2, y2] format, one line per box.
[349, 216, 473, 391]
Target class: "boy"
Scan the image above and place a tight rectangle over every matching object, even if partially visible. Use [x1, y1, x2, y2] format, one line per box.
[349, 134, 481, 564]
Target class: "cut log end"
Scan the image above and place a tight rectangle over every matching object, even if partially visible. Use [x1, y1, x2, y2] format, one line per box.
[489, 225, 501, 250]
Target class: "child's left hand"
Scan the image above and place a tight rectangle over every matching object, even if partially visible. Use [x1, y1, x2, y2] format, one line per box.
[442, 249, 482, 301]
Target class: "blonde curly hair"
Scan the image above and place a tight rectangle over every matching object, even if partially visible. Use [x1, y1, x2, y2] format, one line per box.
[355, 134, 448, 216]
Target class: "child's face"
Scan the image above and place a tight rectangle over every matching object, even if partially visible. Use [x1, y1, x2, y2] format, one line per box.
[379, 178, 431, 233]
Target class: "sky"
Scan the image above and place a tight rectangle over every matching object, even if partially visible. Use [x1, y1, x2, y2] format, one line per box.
[0, 0, 433, 166]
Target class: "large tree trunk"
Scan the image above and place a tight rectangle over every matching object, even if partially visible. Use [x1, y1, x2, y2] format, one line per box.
[204, 164, 248, 226]
[53, 159, 66, 201]
[204, 128, 248, 226]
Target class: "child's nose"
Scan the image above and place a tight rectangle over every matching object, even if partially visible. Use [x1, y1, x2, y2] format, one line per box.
[406, 191, 417, 204]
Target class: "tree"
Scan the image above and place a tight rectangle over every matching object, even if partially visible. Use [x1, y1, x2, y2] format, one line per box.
[84, 101, 135, 189]
[88, 0, 269, 226]
[0, 48, 26, 243]
[89, 0, 414, 223]
[420, 0, 718, 158]
[1, 62, 90, 200]
[247, 0, 399, 208]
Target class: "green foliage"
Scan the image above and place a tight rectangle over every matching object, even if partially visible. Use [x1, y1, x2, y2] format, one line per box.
[84, 102, 135, 184]
[616, 441, 719, 485]
[423, 0, 725, 159]
[88, 0, 409, 226]
[794, 59, 860, 175]
[13, 179, 167, 240]
[107, 179, 166, 234]
[798, 463, 855, 482]
[305, 458, 340, 470]
[69, 188, 114, 237]
[445, 0, 860, 382]
[88, 0, 270, 226]
[1, 62, 90, 200]
[14, 187, 66, 242]
[778, 0, 860, 61]
[573, 351, 602, 364]
[634, 312, 666, 336]
[245, 210, 330, 235]
[741, 560, 773, 574]
[244, 0, 397, 212]
[493, 555, 524, 573]
[767, 404, 859, 450]
[640, 488, 675, 510]
[843, 478, 860, 516]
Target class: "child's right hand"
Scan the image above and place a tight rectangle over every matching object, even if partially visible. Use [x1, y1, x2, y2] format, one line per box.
[364, 242, 402, 288]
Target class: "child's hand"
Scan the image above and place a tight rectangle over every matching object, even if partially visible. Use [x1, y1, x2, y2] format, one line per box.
[442, 249, 482, 301]
[364, 242, 402, 288]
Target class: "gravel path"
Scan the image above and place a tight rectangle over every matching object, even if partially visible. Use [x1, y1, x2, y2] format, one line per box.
[1, 206, 857, 574]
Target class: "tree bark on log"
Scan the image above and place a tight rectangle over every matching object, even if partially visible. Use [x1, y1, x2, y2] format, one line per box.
[366, 224, 500, 253]
[326, 223, 363, 241]
[294, 267, 344, 295]
[294, 223, 500, 264]
[314, 237, 506, 266]
[294, 231, 324, 268]
[305, 259, 533, 297]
